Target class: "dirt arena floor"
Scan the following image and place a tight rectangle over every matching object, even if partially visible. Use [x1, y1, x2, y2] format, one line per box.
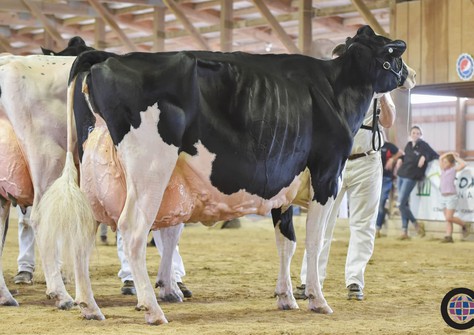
[1, 212, 472, 335]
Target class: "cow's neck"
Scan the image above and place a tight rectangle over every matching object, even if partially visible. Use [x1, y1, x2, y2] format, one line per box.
[333, 57, 375, 136]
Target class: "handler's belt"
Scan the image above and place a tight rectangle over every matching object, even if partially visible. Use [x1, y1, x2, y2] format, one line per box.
[348, 150, 376, 160]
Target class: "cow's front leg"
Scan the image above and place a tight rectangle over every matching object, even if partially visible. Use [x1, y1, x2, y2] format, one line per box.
[155, 223, 184, 302]
[305, 199, 334, 314]
[272, 207, 299, 310]
[0, 201, 18, 306]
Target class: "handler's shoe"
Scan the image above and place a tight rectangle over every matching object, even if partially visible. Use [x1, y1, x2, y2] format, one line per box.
[293, 284, 307, 300]
[99, 235, 108, 245]
[441, 236, 454, 243]
[462, 223, 471, 239]
[397, 233, 410, 240]
[416, 221, 426, 237]
[121, 280, 136, 295]
[13, 271, 33, 285]
[347, 283, 364, 301]
[177, 282, 193, 298]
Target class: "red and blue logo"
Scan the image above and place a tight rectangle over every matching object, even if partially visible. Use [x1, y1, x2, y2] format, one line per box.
[456, 53, 474, 80]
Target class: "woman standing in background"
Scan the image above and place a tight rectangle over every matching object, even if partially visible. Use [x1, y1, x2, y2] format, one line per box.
[395, 125, 439, 240]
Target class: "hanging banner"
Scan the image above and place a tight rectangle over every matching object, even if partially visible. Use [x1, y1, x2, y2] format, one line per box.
[409, 161, 474, 223]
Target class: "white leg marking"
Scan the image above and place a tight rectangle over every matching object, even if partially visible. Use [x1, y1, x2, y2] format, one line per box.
[274, 220, 298, 310]
[117, 104, 178, 324]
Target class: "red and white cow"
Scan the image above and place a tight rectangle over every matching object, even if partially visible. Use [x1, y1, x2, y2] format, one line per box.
[37, 26, 415, 325]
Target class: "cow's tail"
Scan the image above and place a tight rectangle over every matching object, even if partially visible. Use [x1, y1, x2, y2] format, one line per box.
[36, 75, 97, 276]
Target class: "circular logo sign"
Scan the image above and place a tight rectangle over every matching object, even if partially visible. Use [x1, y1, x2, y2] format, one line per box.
[441, 288, 474, 330]
[456, 54, 474, 80]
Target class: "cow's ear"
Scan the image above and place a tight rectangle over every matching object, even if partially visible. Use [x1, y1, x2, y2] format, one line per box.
[383, 40, 406, 57]
[68, 36, 86, 47]
[357, 25, 375, 37]
[41, 47, 55, 56]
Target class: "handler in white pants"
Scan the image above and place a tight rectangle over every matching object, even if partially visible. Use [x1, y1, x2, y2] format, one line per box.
[295, 91, 396, 301]
[13, 206, 35, 284]
[117, 223, 191, 297]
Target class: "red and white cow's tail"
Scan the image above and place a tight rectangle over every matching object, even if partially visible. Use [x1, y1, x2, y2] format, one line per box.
[36, 75, 97, 276]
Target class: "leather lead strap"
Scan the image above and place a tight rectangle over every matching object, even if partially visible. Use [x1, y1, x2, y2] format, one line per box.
[371, 98, 382, 151]
[358, 98, 382, 151]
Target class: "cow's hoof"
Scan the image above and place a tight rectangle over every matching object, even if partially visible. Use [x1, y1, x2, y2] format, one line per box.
[145, 313, 168, 325]
[309, 304, 333, 314]
[276, 293, 299, 310]
[83, 312, 105, 321]
[159, 292, 183, 303]
[80, 303, 105, 320]
[57, 299, 75, 310]
[0, 297, 19, 307]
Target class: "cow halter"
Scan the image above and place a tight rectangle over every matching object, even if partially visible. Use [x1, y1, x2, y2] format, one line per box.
[378, 56, 405, 87]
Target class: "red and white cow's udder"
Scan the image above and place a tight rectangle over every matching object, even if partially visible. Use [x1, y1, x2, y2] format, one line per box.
[81, 125, 303, 230]
[0, 118, 33, 206]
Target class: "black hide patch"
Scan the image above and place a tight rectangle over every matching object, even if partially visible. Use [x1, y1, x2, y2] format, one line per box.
[271, 207, 296, 242]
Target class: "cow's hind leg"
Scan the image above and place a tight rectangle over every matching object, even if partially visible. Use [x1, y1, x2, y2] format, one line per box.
[36, 152, 102, 319]
[31, 208, 75, 311]
[272, 207, 299, 310]
[73, 224, 104, 320]
[120, 195, 167, 325]
[155, 223, 184, 302]
[0, 200, 18, 306]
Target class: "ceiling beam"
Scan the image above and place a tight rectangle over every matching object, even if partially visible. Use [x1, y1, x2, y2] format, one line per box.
[350, 0, 387, 36]
[151, 7, 165, 51]
[251, 0, 300, 53]
[0, 35, 12, 53]
[298, 0, 312, 55]
[86, 0, 138, 51]
[21, 0, 66, 49]
[220, 0, 233, 51]
[162, 0, 211, 50]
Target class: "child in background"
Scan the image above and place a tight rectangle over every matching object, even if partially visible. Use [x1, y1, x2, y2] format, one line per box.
[439, 152, 470, 242]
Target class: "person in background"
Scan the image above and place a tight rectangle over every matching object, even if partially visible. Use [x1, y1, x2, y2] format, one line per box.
[98, 222, 109, 245]
[294, 43, 397, 301]
[12, 207, 35, 285]
[395, 125, 438, 240]
[118, 225, 192, 298]
[12, 206, 192, 298]
[438, 152, 470, 243]
[376, 139, 404, 237]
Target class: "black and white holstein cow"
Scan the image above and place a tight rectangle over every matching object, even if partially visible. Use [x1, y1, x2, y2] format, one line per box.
[38, 26, 415, 324]
[0, 37, 93, 307]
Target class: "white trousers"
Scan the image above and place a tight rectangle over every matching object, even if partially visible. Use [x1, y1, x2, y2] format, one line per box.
[117, 226, 186, 282]
[300, 152, 382, 289]
[17, 206, 35, 273]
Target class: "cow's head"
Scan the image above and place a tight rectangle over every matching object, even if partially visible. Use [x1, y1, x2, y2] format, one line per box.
[41, 36, 95, 57]
[345, 25, 416, 93]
